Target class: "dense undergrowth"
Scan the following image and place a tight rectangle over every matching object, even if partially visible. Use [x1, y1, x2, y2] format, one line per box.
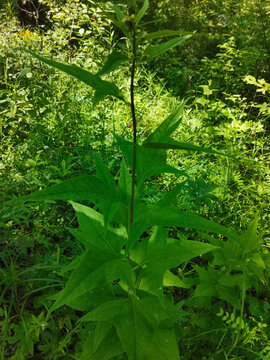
[0, 0, 270, 359]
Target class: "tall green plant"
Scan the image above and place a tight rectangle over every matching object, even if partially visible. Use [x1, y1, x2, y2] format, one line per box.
[16, 1, 269, 358]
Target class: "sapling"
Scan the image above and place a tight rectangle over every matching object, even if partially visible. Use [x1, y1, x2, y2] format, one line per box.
[17, 1, 268, 359]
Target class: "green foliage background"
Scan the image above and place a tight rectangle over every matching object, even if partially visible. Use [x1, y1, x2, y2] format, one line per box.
[0, 0, 270, 359]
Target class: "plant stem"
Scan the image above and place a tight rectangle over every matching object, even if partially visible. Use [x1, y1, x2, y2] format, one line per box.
[129, 24, 137, 234]
[226, 272, 246, 357]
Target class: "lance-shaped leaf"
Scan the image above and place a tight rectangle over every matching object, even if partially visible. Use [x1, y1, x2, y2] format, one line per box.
[145, 30, 198, 40]
[136, 0, 149, 25]
[82, 294, 182, 360]
[114, 105, 188, 185]
[107, 4, 130, 37]
[97, 50, 128, 76]
[143, 104, 230, 157]
[24, 49, 124, 106]
[145, 35, 192, 61]
[143, 137, 230, 157]
[239, 215, 262, 252]
[140, 205, 239, 240]
[50, 247, 135, 312]
[127, 204, 239, 252]
[163, 270, 189, 288]
[70, 201, 127, 254]
[144, 102, 186, 143]
[93, 154, 119, 228]
[65, 285, 117, 312]
[115, 160, 133, 229]
[16, 175, 117, 208]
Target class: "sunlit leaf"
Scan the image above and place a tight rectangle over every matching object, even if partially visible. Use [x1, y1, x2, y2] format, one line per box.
[143, 138, 229, 157]
[144, 103, 186, 143]
[163, 270, 189, 288]
[97, 51, 128, 76]
[17, 175, 117, 207]
[145, 30, 197, 40]
[145, 35, 191, 61]
[23, 49, 124, 105]
[115, 135, 186, 186]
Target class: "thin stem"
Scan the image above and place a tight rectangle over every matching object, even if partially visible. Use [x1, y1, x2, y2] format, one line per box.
[226, 272, 246, 357]
[129, 24, 137, 234]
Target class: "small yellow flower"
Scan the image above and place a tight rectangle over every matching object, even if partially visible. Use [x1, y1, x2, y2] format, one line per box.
[18, 28, 37, 41]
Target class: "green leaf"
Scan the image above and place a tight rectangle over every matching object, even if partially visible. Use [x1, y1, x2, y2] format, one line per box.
[239, 215, 262, 252]
[247, 253, 266, 283]
[143, 105, 230, 157]
[243, 75, 257, 85]
[144, 103, 186, 143]
[193, 267, 241, 308]
[66, 285, 116, 312]
[145, 35, 191, 61]
[200, 84, 213, 96]
[94, 154, 117, 193]
[115, 135, 186, 186]
[163, 270, 189, 288]
[82, 295, 180, 360]
[157, 182, 187, 208]
[218, 272, 253, 291]
[134, 230, 217, 296]
[118, 160, 132, 201]
[70, 201, 126, 254]
[112, 4, 125, 23]
[115, 160, 133, 229]
[127, 204, 239, 252]
[23, 49, 123, 105]
[146, 328, 180, 360]
[143, 138, 229, 157]
[81, 325, 124, 360]
[17, 175, 117, 208]
[145, 30, 196, 40]
[133, 228, 167, 298]
[136, 0, 149, 25]
[93, 154, 118, 228]
[97, 51, 128, 76]
[50, 248, 134, 312]
[108, 5, 130, 37]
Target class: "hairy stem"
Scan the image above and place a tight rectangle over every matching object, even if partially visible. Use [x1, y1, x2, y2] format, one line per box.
[129, 24, 137, 234]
